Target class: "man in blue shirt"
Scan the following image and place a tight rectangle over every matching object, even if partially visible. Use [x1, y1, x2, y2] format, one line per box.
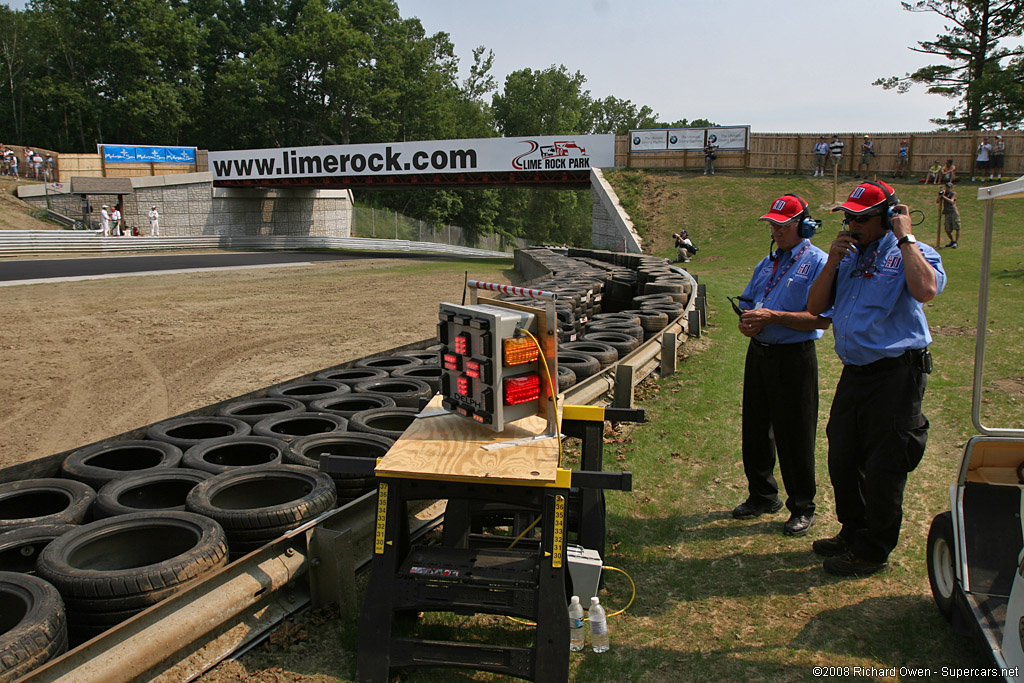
[732, 195, 831, 536]
[807, 180, 946, 576]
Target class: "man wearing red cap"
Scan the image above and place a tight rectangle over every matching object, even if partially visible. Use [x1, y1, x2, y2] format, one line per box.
[731, 195, 831, 536]
[807, 180, 946, 576]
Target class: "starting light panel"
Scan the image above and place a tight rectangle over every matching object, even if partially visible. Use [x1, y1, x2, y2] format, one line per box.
[438, 302, 551, 431]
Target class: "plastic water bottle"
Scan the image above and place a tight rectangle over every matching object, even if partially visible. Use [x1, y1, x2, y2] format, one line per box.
[589, 596, 609, 653]
[568, 596, 585, 651]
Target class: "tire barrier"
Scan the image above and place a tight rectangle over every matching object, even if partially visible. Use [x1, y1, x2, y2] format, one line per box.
[94, 470, 212, 518]
[285, 433, 394, 503]
[641, 300, 685, 317]
[620, 308, 669, 339]
[556, 351, 601, 382]
[35, 512, 228, 642]
[389, 365, 444, 396]
[216, 397, 306, 426]
[578, 331, 640, 359]
[353, 355, 424, 371]
[185, 466, 336, 558]
[560, 341, 619, 369]
[0, 480, 96, 533]
[348, 407, 420, 441]
[353, 378, 433, 409]
[251, 412, 349, 443]
[395, 350, 440, 365]
[0, 571, 67, 682]
[146, 416, 251, 450]
[314, 367, 389, 387]
[60, 440, 183, 491]
[308, 393, 397, 420]
[266, 380, 350, 406]
[556, 365, 577, 393]
[0, 525, 77, 574]
[182, 435, 290, 474]
[584, 319, 643, 342]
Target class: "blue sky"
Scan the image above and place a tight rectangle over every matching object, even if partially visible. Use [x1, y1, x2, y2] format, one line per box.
[397, 0, 971, 133]
[0, 0, 987, 133]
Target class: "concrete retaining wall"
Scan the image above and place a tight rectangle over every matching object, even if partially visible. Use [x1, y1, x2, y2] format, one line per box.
[18, 173, 353, 237]
[590, 168, 642, 253]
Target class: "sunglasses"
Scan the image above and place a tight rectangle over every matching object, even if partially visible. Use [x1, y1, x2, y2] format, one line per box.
[843, 213, 877, 225]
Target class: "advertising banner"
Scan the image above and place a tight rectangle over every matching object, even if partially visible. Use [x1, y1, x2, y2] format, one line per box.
[630, 130, 667, 152]
[706, 127, 749, 151]
[209, 135, 616, 181]
[102, 145, 196, 164]
[667, 129, 706, 151]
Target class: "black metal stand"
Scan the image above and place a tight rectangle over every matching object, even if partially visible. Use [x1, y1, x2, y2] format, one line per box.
[321, 405, 643, 683]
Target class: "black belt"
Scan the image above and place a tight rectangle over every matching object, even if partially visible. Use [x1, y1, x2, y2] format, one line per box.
[750, 339, 815, 352]
[846, 349, 927, 374]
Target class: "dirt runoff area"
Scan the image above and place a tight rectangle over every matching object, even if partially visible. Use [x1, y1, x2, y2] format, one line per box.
[0, 256, 510, 469]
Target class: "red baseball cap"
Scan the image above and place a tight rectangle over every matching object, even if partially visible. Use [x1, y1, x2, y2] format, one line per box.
[759, 195, 806, 225]
[832, 180, 896, 215]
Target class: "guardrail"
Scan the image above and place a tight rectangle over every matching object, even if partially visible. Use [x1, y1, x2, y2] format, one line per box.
[0, 231, 513, 259]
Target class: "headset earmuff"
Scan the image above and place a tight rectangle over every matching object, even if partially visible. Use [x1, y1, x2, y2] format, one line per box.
[863, 181, 899, 230]
[785, 193, 820, 239]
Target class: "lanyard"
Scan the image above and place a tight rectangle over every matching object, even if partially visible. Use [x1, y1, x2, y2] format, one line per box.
[854, 242, 882, 278]
[764, 241, 810, 300]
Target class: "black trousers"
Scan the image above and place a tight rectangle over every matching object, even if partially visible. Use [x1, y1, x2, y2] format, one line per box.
[741, 339, 819, 515]
[826, 353, 929, 562]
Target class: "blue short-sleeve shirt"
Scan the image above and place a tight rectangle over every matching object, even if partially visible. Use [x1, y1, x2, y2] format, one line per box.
[738, 238, 829, 344]
[827, 232, 946, 365]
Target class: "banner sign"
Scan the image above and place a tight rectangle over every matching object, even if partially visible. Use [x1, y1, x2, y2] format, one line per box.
[209, 135, 616, 181]
[102, 145, 196, 164]
[629, 126, 750, 152]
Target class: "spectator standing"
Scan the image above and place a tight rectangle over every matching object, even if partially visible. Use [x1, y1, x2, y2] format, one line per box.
[732, 195, 830, 536]
[23, 148, 33, 178]
[925, 160, 942, 184]
[938, 182, 960, 248]
[45, 154, 54, 180]
[149, 206, 160, 236]
[894, 140, 909, 178]
[972, 137, 992, 181]
[31, 153, 43, 181]
[9, 154, 18, 178]
[857, 135, 874, 177]
[100, 205, 110, 236]
[828, 135, 845, 175]
[807, 180, 946, 576]
[939, 159, 957, 185]
[991, 136, 1005, 181]
[704, 139, 718, 176]
[111, 206, 122, 236]
[812, 136, 829, 177]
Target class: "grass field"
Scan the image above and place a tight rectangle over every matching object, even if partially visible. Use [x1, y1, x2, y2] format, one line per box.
[224, 172, 1024, 682]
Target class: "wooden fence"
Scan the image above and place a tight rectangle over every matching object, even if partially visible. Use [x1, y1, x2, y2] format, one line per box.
[616, 131, 1023, 178]
[56, 153, 203, 183]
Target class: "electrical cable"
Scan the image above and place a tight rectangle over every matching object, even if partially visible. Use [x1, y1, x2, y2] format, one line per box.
[520, 326, 562, 464]
[502, 564, 637, 626]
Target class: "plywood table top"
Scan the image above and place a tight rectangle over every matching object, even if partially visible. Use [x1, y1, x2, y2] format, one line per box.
[375, 395, 560, 484]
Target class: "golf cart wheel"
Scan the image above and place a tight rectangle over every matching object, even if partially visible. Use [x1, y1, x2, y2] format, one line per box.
[926, 511, 955, 621]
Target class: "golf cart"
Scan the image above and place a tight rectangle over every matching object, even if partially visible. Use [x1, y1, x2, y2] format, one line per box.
[926, 176, 1024, 679]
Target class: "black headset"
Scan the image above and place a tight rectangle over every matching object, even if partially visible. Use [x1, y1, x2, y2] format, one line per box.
[768, 194, 820, 260]
[782, 193, 821, 239]
[862, 181, 899, 230]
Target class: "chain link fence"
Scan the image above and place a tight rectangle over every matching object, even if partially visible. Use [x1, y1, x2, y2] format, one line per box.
[351, 206, 525, 253]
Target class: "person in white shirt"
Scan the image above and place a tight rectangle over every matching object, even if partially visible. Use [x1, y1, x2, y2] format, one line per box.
[100, 205, 110, 236]
[111, 206, 122, 236]
[148, 206, 160, 236]
[971, 137, 992, 181]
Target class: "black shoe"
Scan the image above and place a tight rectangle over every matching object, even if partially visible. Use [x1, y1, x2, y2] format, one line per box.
[784, 512, 816, 536]
[732, 498, 784, 520]
[823, 551, 888, 577]
[812, 534, 849, 557]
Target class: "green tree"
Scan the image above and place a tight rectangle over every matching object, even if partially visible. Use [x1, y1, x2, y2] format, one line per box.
[589, 95, 658, 135]
[874, 0, 1024, 129]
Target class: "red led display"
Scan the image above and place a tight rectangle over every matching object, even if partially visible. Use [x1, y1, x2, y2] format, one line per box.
[443, 353, 460, 371]
[454, 333, 470, 356]
[465, 360, 481, 379]
[504, 374, 540, 405]
[456, 375, 470, 396]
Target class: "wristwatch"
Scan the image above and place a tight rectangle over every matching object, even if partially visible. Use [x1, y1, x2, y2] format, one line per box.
[897, 234, 917, 247]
